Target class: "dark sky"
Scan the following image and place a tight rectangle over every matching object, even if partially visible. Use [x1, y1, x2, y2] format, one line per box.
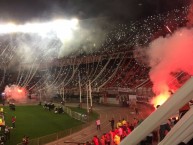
[0, 0, 190, 23]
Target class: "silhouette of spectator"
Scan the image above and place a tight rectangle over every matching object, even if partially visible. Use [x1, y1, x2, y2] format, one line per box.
[96, 119, 101, 130]
[109, 118, 115, 130]
[22, 135, 29, 145]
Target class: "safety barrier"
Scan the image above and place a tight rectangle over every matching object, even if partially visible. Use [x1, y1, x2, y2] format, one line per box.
[63, 106, 89, 122]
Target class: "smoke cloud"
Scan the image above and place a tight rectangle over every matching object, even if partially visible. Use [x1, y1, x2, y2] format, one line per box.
[147, 27, 193, 95]
[58, 18, 111, 58]
[4, 85, 28, 103]
[0, 17, 111, 70]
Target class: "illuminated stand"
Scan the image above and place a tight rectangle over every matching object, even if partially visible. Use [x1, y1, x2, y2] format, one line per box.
[120, 77, 193, 145]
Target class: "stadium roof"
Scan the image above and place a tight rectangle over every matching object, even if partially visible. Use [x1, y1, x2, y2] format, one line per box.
[0, 0, 190, 22]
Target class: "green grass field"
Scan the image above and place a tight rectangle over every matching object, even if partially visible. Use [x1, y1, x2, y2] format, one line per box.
[3, 105, 85, 145]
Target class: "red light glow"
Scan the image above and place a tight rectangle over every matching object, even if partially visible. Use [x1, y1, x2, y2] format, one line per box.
[4, 85, 28, 102]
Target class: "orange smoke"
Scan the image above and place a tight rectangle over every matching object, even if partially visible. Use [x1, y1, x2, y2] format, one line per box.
[4, 85, 28, 102]
[151, 91, 171, 108]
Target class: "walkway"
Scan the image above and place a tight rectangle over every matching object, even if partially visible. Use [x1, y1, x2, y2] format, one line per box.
[45, 103, 153, 145]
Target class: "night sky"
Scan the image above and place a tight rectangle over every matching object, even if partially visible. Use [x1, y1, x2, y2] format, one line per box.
[0, 0, 189, 23]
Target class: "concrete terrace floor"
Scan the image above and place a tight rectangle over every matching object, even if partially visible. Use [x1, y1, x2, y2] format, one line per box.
[45, 103, 154, 145]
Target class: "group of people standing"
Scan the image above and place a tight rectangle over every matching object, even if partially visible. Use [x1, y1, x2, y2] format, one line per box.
[0, 108, 15, 145]
[88, 117, 140, 145]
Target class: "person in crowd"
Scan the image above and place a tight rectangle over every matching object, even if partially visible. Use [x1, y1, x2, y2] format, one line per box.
[135, 107, 139, 115]
[105, 133, 111, 145]
[122, 118, 126, 126]
[96, 119, 101, 130]
[58, 107, 64, 114]
[26, 136, 29, 145]
[133, 117, 139, 127]
[109, 130, 115, 145]
[109, 118, 115, 130]
[92, 135, 99, 145]
[188, 137, 193, 144]
[122, 128, 128, 139]
[122, 123, 127, 132]
[9, 103, 15, 111]
[22, 136, 29, 145]
[179, 102, 191, 119]
[0, 108, 3, 114]
[129, 123, 134, 131]
[100, 134, 106, 145]
[114, 134, 120, 145]
[159, 119, 171, 141]
[43, 101, 47, 109]
[54, 107, 58, 114]
[11, 116, 16, 128]
[0, 135, 5, 145]
[4, 126, 10, 140]
[116, 120, 122, 128]
[152, 130, 159, 143]
[140, 138, 147, 145]
[126, 100, 130, 107]
[156, 105, 171, 141]
[146, 132, 153, 145]
[22, 136, 26, 145]
[127, 126, 132, 135]
[173, 117, 178, 125]
[38, 101, 42, 106]
[118, 126, 123, 140]
[61, 101, 65, 106]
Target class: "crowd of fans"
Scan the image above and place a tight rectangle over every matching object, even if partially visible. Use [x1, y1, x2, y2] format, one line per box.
[84, 100, 193, 145]
[83, 115, 177, 145]
[82, 117, 144, 145]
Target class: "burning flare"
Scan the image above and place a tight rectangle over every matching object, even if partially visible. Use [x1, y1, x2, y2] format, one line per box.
[4, 85, 28, 102]
[151, 91, 171, 108]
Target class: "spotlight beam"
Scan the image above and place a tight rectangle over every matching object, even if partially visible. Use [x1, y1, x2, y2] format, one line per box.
[0, 18, 79, 42]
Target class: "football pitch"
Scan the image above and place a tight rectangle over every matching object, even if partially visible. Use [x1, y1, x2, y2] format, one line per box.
[2, 105, 89, 145]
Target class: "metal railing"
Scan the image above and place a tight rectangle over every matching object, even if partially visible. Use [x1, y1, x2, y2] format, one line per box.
[63, 106, 89, 122]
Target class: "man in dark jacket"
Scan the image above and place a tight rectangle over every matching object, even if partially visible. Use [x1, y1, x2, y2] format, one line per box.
[109, 118, 115, 130]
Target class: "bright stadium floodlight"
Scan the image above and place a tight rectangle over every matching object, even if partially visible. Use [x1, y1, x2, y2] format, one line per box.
[0, 23, 18, 34]
[52, 18, 79, 42]
[0, 18, 79, 42]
